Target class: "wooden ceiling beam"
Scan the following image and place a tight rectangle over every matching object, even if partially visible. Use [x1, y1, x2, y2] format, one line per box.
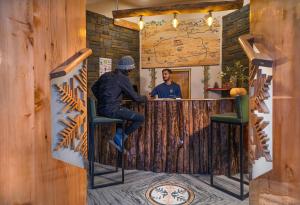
[114, 19, 139, 31]
[112, 0, 243, 18]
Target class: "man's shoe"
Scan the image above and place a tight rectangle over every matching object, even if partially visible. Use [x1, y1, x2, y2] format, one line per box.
[114, 128, 129, 145]
[111, 129, 128, 153]
[109, 140, 128, 154]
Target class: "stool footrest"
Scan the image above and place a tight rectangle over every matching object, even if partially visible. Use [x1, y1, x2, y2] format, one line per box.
[211, 184, 249, 200]
[228, 175, 249, 185]
[93, 170, 118, 176]
[109, 140, 128, 154]
[91, 181, 124, 189]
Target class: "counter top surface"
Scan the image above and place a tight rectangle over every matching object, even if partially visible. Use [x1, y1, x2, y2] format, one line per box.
[124, 98, 234, 102]
[148, 98, 234, 101]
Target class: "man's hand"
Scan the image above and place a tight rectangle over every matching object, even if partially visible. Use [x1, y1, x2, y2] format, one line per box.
[147, 93, 154, 100]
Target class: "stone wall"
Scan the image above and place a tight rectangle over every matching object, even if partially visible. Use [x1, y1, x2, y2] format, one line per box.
[86, 11, 140, 94]
[222, 5, 250, 71]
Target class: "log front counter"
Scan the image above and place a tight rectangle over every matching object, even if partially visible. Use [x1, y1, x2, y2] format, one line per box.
[94, 98, 245, 174]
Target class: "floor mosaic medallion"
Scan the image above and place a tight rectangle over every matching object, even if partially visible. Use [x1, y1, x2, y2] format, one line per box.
[145, 183, 195, 205]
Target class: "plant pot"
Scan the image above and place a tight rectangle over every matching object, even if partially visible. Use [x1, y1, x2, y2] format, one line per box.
[223, 82, 231, 89]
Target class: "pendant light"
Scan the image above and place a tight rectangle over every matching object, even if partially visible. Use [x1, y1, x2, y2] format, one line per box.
[172, 13, 179, 28]
[139, 16, 145, 30]
[206, 11, 213, 27]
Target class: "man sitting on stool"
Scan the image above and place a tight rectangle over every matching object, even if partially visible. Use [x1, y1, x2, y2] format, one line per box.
[150, 69, 182, 99]
[91, 56, 147, 152]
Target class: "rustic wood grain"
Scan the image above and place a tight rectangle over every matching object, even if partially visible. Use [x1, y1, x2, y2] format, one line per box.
[94, 99, 241, 174]
[113, 19, 139, 31]
[183, 101, 190, 173]
[50, 48, 92, 79]
[137, 104, 145, 170]
[192, 101, 200, 173]
[187, 101, 194, 173]
[112, 0, 243, 18]
[249, 1, 300, 204]
[144, 102, 152, 171]
[0, 0, 87, 204]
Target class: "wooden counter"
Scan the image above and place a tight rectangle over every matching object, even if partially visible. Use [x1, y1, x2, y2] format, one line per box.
[94, 98, 244, 174]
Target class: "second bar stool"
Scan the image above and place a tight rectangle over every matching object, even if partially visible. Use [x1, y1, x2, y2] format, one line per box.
[88, 97, 126, 189]
[209, 95, 249, 200]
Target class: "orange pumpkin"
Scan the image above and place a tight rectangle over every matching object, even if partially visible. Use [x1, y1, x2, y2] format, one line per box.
[230, 88, 247, 96]
[239, 88, 247, 95]
[230, 88, 239, 96]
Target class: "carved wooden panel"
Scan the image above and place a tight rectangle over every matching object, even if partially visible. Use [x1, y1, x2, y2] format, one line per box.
[249, 59, 273, 178]
[239, 33, 274, 178]
[51, 62, 88, 167]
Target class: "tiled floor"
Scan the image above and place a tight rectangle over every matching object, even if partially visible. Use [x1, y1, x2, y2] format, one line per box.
[88, 164, 249, 205]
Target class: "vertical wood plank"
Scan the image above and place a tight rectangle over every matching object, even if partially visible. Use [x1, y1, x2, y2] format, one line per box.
[176, 101, 184, 173]
[166, 102, 173, 172]
[188, 101, 195, 173]
[183, 101, 190, 173]
[0, 0, 87, 204]
[144, 101, 152, 171]
[171, 101, 178, 173]
[198, 102, 207, 173]
[137, 104, 145, 170]
[193, 101, 201, 173]
[202, 102, 210, 173]
[150, 102, 155, 171]
[154, 102, 162, 172]
[161, 101, 167, 172]
[0, 1, 35, 203]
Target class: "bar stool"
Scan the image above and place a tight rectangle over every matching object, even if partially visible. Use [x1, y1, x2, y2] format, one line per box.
[209, 95, 249, 200]
[88, 97, 126, 189]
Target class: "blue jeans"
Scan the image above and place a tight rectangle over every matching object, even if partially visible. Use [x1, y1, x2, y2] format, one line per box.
[111, 107, 145, 135]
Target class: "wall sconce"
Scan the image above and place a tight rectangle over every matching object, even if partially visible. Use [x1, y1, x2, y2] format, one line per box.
[139, 16, 145, 30]
[172, 13, 179, 28]
[206, 11, 213, 27]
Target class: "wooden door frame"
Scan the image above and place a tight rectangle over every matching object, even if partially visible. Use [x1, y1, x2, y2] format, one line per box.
[171, 68, 191, 99]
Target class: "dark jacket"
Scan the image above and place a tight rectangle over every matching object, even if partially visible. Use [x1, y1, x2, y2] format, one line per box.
[91, 70, 147, 116]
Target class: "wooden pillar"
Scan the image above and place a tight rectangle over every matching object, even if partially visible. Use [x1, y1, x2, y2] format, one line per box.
[249, 0, 300, 204]
[0, 0, 87, 204]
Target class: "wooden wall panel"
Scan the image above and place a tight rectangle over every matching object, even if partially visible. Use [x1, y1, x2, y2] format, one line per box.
[249, 0, 300, 204]
[0, 1, 35, 203]
[222, 5, 249, 76]
[0, 0, 87, 204]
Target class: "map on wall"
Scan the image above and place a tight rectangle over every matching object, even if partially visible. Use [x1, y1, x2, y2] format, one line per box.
[141, 18, 220, 68]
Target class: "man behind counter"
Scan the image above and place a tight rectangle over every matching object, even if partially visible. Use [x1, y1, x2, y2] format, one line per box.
[151, 69, 182, 99]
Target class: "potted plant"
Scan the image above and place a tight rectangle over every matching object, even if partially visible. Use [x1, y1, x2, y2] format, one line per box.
[219, 61, 248, 96]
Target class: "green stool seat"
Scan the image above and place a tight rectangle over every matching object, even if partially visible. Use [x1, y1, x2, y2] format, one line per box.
[92, 116, 123, 124]
[211, 95, 249, 124]
[211, 113, 241, 123]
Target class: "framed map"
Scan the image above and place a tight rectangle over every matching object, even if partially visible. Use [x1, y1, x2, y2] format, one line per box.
[141, 18, 220, 68]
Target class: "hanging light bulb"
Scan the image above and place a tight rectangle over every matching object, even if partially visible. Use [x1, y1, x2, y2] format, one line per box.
[206, 11, 213, 27]
[139, 16, 145, 30]
[172, 13, 179, 28]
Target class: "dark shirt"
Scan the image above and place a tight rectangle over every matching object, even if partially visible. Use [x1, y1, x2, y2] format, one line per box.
[151, 82, 182, 98]
[91, 70, 147, 116]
